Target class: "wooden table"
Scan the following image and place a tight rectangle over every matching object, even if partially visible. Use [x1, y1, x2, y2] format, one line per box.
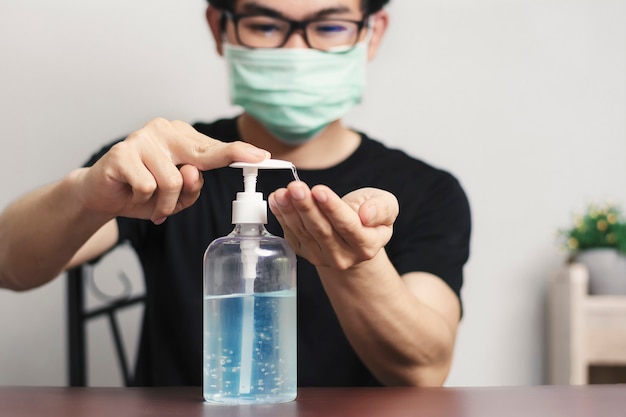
[1, 385, 625, 416]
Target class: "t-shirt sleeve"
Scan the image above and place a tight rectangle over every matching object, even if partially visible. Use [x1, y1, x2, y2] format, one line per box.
[388, 171, 471, 300]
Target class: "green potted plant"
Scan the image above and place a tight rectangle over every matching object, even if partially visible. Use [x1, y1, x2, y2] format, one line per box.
[560, 202, 626, 294]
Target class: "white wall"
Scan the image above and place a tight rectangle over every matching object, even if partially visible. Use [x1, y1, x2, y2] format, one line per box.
[1, 0, 624, 387]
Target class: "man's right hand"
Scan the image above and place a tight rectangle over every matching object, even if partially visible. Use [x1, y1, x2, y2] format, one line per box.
[74, 118, 270, 224]
[0, 118, 269, 291]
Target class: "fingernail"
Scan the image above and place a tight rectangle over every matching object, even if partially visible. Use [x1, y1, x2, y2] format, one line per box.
[153, 217, 167, 225]
[314, 189, 328, 203]
[273, 191, 289, 207]
[291, 186, 306, 201]
[248, 147, 270, 159]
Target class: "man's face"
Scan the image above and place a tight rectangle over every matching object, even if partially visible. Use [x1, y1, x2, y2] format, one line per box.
[226, 0, 366, 48]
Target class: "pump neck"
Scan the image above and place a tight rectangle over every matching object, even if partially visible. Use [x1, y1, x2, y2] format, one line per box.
[242, 167, 258, 193]
[233, 223, 266, 237]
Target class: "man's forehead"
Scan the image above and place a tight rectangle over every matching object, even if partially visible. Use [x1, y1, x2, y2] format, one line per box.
[233, 0, 363, 17]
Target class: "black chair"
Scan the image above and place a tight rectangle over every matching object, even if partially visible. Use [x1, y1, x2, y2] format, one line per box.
[67, 257, 145, 386]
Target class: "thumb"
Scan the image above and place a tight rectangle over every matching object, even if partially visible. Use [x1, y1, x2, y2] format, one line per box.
[355, 189, 399, 227]
[175, 164, 204, 211]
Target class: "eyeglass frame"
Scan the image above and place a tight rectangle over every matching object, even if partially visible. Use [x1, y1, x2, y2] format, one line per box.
[222, 11, 370, 53]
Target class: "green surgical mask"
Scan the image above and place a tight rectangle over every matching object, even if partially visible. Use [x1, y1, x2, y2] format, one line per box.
[224, 42, 367, 144]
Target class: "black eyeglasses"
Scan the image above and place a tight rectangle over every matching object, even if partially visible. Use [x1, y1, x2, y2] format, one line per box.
[224, 11, 368, 53]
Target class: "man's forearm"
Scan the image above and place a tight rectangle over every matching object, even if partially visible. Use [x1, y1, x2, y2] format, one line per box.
[317, 250, 458, 386]
[0, 170, 112, 291]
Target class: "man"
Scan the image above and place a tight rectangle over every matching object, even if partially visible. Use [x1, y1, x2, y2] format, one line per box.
[0, 0, 470, 387]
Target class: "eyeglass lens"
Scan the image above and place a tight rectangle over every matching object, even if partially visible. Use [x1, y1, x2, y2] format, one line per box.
[236, 16, 360, 51]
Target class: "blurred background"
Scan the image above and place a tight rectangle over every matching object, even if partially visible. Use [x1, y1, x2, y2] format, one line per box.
[0, 0, 624, 387]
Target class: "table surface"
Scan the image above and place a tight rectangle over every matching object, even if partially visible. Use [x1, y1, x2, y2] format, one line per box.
[1, 385, 625, 417]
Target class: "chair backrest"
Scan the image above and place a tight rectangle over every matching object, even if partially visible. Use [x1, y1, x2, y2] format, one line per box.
[66, 248, 145, 387]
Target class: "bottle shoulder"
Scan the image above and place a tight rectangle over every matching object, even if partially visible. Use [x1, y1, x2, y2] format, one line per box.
[205, 232, 294, 254]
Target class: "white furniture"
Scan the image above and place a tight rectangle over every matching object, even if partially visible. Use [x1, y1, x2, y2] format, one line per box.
[548, 262, 626, 384]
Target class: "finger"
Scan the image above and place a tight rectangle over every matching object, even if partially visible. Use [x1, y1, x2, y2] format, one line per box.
[140, 148, 184, 223]
[357, 194, 399, 227]
[285, 182, 338, 240]
[310, 185, 363, 242]
[285, 183, 360, 265]
[268, 188, 288, 219]
[341, 188, 399, 227]
[164, 121, 271, 170]
[269, 189, 304, 252]
[313, 186, 394, 263]
[269, 187, 312, 238]
[174, 137, 271, 170]
[176, 164, 204, 212]
[269, 187, 326, 255]
[107, 142, 157, 206]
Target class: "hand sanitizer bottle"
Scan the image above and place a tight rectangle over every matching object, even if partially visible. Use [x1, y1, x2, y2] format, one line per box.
[203, 159, 297, 404]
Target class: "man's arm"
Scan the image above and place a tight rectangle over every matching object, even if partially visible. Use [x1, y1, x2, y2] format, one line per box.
[0, 175, 117, 291]
[0, 118, 270, 292]
[316, 256, 460, 386]
[269, 182, 461, 386]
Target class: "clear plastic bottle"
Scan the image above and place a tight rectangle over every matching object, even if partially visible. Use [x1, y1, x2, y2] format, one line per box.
[203, 160, 297, 404]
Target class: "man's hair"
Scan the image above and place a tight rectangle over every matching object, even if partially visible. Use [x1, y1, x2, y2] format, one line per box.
[207, 0, 390, 15]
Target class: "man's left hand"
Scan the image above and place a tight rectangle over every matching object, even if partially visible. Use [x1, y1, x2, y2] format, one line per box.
[269, 182, 398, 270]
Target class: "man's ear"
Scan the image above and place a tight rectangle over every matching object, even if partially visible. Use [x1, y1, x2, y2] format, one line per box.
[367, 10, 389, 60]
[206, 5, 224, 56]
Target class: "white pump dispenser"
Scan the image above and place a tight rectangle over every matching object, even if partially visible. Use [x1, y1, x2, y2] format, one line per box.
[203, 159, 298, 405]
[230, 159, 297, 279]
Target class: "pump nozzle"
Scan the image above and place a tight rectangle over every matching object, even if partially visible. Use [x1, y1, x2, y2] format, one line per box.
[230, 159, 296, 171]
[230, 159, 299, 188]
[229, 159, 298, 225]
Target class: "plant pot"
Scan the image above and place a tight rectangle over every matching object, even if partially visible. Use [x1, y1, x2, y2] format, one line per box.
[575, 248, 626, 295]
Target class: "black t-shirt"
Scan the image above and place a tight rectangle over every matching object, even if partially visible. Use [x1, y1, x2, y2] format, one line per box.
[86, 117, 471, 387]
